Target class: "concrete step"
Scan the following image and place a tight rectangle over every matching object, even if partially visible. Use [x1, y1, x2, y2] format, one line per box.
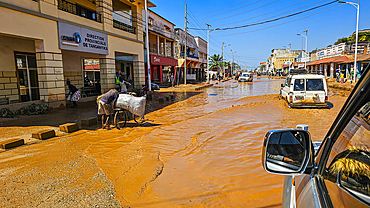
[32, 129, 55, 140]
[0, 138, 24, 149]
[59, 123, 79, 133]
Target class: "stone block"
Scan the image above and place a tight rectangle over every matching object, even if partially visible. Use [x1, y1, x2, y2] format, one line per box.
[45, 67, 55, 74]
[0, 90, 11, 96]
[44, 81, 56, 88]
[2, 71, 15, 77]
[0, 84, 4, 90]
[0, 138, 24, 149]
[4, 83, 17, 89]
[59, 123, 79, 133]
[53, 54, 63, 61]
[81, 117, 98, 126]
[11, 89, 18, 95]
[32, 129, 55, 140]
[8, 95, 19, 101]
[10, 78, 17, 83]
[55, 68, 63, 74]
[0, 78, 10, 83]
[57, 94, 65, 101]
[56, 81, 65, 88]
[40, 53, 53, 60]
[47, 94, 58, 102]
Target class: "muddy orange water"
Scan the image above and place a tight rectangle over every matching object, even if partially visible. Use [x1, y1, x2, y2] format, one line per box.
[0, 78, 347, 207]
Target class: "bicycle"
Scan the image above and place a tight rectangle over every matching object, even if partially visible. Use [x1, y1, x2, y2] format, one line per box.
[113, 108, 145, 129]
[113, 108, 128, 129]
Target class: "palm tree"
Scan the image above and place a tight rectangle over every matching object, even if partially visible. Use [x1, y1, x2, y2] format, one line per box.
[209, 54, 223, 69]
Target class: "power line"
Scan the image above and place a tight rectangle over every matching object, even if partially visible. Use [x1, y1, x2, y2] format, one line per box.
[200, 0, 264, 19]
[214, 0, 309, 27]
[206, 0, 281, 22]
[191, 0, 251, 15]
[189, 0, 338, 31]
[214, 4, 342, 37]
[187, 9, 222, 48]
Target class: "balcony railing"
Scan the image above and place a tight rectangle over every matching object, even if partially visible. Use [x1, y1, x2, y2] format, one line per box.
[58, 0, 101, 23]
[113, 20, 136, 34]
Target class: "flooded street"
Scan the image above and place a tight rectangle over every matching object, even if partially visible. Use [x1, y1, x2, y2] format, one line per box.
[0, 78, 347, 207]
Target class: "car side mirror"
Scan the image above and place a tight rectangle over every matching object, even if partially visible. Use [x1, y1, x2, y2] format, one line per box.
[262, 129, 312, 175]
[281, 83, 284, 88]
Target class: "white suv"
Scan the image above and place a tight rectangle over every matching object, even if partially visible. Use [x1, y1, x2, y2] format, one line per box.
[280, 74, 328, 108]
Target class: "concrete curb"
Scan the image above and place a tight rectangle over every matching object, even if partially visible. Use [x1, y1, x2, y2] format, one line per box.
[60, 123, 80, 133]
[0, 138, 24, 149]
[195, 84, 213, 91]
[32, 129, 55, 140]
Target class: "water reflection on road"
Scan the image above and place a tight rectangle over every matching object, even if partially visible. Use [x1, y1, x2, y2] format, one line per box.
[0, 78, 347, 207]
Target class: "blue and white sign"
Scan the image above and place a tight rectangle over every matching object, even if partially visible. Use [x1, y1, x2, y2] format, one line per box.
[58, 22, 108, 55]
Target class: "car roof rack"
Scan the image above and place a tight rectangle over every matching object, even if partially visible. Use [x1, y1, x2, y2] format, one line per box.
[289, 69, 307, 75]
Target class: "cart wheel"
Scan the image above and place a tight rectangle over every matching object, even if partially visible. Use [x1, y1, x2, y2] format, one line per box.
[114, 110, 127, 129]
[133, 113, 144, 125]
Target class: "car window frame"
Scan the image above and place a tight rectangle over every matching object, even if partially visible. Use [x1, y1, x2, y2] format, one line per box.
[312, 68, 370, 206]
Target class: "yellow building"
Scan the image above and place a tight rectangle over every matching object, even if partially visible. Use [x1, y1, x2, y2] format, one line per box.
[269, 49, 303, 71]
[0, 0, 154, 109]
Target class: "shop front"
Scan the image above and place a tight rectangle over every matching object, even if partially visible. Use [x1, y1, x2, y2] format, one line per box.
[150, 55, 177, 84]
[58, 22, 108, 97]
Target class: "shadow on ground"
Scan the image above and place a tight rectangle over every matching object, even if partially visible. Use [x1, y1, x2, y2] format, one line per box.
[0, 91, 202, 128]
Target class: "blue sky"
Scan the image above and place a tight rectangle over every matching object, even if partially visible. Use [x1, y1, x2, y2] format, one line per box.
[150, 0, 369, 69]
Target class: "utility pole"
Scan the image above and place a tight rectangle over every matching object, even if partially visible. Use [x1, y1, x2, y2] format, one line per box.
[222, 42, 224, 78]
[144, 0, 151, 91]
[231, 49, 233, 76]
[206, 23, 211, 84]
[184, 3, 187, 85]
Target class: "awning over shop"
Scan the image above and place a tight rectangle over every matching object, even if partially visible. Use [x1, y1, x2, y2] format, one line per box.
[338, 54, 370, 64]
[307, 56, 350, 66]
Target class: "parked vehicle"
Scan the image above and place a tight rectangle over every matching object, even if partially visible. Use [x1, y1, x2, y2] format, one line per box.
[262, 66, 370, 208]
[280, 73, 328, 108]
[238, 72, 253, 82]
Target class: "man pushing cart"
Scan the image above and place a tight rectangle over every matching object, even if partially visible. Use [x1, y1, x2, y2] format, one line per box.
[97, 89, 146, 130]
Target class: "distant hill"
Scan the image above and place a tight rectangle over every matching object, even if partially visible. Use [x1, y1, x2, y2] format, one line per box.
[334, 29, 370, 45]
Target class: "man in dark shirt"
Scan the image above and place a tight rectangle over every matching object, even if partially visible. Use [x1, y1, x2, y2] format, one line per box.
[98, 89, 119, 130]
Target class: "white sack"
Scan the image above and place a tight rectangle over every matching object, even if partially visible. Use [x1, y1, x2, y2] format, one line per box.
[116, 94, 146, 118]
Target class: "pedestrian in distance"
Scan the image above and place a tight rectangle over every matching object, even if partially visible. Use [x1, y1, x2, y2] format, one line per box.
[97, 89, 119, 130]
[115, 71, 121, 90]
[66, 78, 81, 108]
[119, 75, 131, 93]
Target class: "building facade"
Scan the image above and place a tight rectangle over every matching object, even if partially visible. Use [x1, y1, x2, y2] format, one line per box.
[144, 9, 177, 84]
[268, 49, 303, 73]
[174, 28, 206, 83]
[0, 0, 154, 109]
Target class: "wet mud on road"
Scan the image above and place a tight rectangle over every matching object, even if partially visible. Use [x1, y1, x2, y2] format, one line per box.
[0, 78, 347, 207]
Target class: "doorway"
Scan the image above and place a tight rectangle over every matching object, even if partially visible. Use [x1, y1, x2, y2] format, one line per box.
[16, 54, 40, 102]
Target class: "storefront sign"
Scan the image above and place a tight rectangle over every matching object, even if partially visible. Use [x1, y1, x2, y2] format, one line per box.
[58, 22, 108, 55]
[150, 55, 177, 66]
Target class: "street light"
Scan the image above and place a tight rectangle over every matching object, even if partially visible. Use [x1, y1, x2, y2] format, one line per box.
[144, 0, 151, 91]
[231, 50, 236, 75]
[297, 29, 309, 70]
[284, 43, 292, 72]
[206, 23, 219, 84]
[222, 43, 230, 78]
[339, 0, 360, 82]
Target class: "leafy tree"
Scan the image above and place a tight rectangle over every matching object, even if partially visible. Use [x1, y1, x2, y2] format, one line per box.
[209, 54, 223, 69]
